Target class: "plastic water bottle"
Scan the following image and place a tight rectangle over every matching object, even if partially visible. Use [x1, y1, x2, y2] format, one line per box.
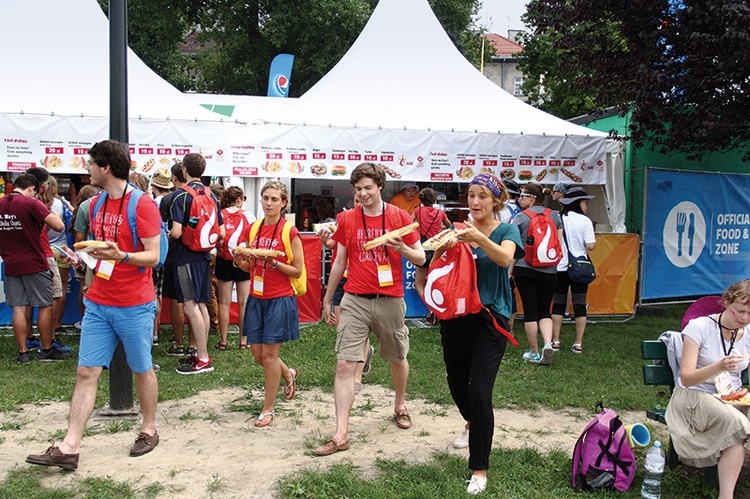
[641, 440, 665, 499]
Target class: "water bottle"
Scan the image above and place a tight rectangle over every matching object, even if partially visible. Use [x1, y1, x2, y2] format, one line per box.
[641, 440, 665, 499]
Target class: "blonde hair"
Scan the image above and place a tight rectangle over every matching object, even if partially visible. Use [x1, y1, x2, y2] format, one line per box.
[39, 176, 58, 208]
[723, 280, 750, 307]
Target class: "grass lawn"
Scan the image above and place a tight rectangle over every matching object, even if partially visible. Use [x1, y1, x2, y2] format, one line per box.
[0, 303, 738, 497]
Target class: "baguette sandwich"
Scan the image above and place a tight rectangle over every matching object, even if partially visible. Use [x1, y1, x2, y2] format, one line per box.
[422, 228, 457, 251]
[73, 240, 110, 251]
[234, 247, 285, 258]
[362, 222, 420, 250]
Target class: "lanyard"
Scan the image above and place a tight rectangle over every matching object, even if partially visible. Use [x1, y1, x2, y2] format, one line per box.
[253, 217, 282, 274]
[360, 202, 386, 262]
[717, 311, 738, 356]
[98, 183, 128, 243]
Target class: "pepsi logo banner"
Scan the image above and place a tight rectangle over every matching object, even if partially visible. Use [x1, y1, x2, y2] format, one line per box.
[642, 169, 750, 300]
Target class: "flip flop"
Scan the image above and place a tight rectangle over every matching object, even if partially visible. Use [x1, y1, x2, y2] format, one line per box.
[284, 368, 298, 400]
[254, 410, 274, 428]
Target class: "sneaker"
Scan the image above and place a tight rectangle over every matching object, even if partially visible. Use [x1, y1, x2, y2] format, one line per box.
[453, 427, 470, 449]
[54, 326, 69, 334]
[176, 357, 214, 375]
[152, 363, 161, 373]
[26, 444, 79, 470]
[73, 321, 82, 330]
[52, 338, 73, 353]
[466, 474, 487, 495]
[166, 345, 185, 356]
[178, 354, 197, 365]
[152, 336, 160, 346]
[362, 345, 375, 376]
[539, 344, 554, 366]
[38, 348, 70, 362]
[26, 337, 41, 351]
[522, 350, 541, 363]
[209, 324, 219, 335]
[129, 431, 159, 457]
[17, 351, 31, 365]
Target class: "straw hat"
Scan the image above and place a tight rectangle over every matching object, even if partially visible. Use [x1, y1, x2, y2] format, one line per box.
[150, 167, 173, 189]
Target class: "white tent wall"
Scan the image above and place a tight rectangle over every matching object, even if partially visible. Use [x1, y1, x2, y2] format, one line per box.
[0, 0, 238, 175]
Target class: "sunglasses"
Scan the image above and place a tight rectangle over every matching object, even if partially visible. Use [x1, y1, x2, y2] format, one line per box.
[519, 193, 534, 198]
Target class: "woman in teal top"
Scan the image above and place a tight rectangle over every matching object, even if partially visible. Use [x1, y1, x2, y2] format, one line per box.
[432, 173, 523, 495]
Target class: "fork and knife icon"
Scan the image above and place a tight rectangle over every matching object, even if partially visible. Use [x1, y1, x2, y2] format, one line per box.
[675, 211, 696, 256]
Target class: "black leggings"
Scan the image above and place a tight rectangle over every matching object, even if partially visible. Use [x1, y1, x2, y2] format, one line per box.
[551, 271, 589, 317]
[512, 266, 556, 323]
[441, 309, 509, 471]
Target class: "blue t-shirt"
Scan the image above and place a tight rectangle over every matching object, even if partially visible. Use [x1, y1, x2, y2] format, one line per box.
[474, 223, 523, 319]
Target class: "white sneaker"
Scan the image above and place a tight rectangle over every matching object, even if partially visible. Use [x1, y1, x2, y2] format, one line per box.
[539, 344, 554, 366]
[466, 474, 487, 495]
[453, 427, 469, 449]
[74, 321, 82, 330]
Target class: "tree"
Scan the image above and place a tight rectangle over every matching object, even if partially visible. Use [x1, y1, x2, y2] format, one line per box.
[99, 1, 486, 97]
[519, 0, 750, 160]
[97, 0, 195, 91]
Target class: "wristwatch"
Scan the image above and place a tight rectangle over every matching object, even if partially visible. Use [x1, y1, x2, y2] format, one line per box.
[121, 252, 130, 263]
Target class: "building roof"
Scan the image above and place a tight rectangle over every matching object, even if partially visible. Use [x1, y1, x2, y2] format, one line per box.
[486, 33, 523, 57]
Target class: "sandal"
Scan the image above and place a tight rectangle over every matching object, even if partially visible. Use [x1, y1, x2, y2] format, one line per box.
[214, 341, 227, 351]
[550, 341, 561, 351]
[254, 410, 274, 428]
[284, 368, 298, 400]
[239, 343, 249, 350]
[571, 343, 583, 354]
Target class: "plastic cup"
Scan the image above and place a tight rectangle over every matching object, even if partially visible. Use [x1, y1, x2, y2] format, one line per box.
[625, 423, 651, 448]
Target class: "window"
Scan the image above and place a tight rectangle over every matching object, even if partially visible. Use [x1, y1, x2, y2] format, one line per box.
[514, 77, 524, 96]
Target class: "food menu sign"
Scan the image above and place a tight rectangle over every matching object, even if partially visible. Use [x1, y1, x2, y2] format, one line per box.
[215, 125, 609, 185]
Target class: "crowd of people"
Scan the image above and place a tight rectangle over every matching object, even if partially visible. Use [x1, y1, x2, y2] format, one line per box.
[7, 144, 712, 496]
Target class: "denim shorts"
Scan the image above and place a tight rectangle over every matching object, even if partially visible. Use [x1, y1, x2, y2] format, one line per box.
[79, 298, 157, 374]
[243, 296, 300, 345]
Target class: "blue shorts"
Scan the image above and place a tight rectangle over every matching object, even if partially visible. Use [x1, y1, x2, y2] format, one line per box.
[79, 298, 157, 374]
[243, 296, 300, 345]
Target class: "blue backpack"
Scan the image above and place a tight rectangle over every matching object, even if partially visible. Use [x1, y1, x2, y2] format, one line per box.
[91, 185, 168, 271]
[61, 201, 75, 247]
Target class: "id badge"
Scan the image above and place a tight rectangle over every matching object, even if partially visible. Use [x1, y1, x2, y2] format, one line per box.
[377, 264, 394, 287]
[253, 275, 265, 296]
[95, 260, 116, 280]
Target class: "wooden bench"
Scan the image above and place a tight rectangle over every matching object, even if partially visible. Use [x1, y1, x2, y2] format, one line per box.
[642, 340, 750, 490]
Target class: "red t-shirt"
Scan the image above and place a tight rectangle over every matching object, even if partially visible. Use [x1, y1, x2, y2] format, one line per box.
[245, 219, 300, 300]
[40, 227, 53, 258]
[414, 206, 449, 239]
[332, 204, 418, 297]
[86, 190, 161, 307]
[0, 193, 51, 276]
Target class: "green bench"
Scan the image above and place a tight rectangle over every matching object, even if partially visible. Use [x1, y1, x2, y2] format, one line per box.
[640, 339, 750, 490]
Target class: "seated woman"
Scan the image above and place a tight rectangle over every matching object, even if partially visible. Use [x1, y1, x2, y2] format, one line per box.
[665, 280, 750, 499]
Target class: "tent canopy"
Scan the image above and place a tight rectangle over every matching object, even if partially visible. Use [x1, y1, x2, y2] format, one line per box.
[261, 0, 607, 138]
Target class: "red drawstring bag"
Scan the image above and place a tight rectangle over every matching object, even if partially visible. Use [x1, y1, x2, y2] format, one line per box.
[423, 242, 518, 346]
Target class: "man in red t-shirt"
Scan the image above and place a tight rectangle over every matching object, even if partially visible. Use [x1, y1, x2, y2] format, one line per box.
[27, 140, 162, 471]
[0, 173, 65, 363]
[315, 163, 426, 457]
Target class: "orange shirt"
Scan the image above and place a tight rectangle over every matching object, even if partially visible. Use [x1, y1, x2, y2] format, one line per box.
[389, 192, 421, 215]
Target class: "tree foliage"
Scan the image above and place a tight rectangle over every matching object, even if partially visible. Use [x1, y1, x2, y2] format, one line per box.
[519, 0, 750, 160]
[100, 0, 486, 97]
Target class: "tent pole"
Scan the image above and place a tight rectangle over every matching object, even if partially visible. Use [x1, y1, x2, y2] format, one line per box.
[106, 0, 134, 414]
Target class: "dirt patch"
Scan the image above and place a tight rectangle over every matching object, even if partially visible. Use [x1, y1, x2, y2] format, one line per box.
[0, 386, 657, 498]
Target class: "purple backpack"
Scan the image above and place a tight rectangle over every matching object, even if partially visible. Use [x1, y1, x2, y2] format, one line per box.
[571, 403, 636, 491]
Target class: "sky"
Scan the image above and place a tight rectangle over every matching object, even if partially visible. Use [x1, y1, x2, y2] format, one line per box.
[477, 0, 528, 36]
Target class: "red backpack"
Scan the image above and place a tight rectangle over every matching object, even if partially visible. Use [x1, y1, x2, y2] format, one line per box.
[522, 208, 562, 268]
[180, 184, 220, 252]
[422, 237, 518, 346]
[218, 209, 249, 260]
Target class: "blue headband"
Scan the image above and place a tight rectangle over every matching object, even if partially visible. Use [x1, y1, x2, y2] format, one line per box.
[470, 173, 504, 198]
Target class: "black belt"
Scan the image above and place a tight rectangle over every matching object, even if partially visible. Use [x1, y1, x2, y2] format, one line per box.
[349, 293, 390, 299]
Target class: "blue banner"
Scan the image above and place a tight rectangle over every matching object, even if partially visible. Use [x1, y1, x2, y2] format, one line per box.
[402, 257, 429, 318]
[267, 53, 294, 98]
[642, 169, 750, 300]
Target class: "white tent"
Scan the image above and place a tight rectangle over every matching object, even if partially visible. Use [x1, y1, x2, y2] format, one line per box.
[223, 0, 624, 231]
[0, 0, 240, 175]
